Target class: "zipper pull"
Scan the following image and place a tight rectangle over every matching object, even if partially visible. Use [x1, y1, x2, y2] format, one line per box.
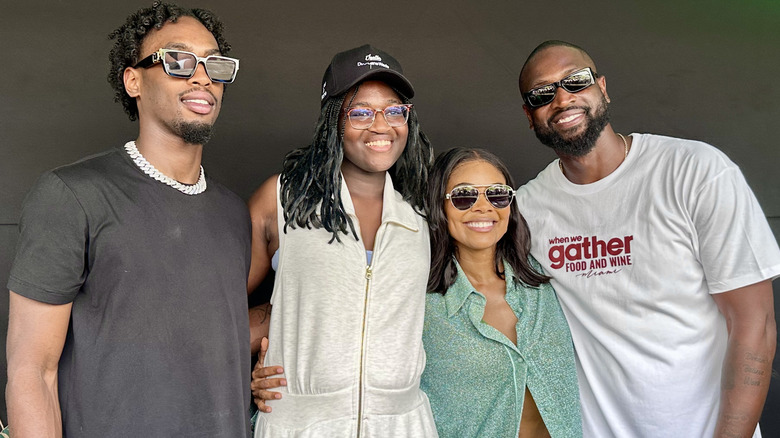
[365, 266, 372, 280]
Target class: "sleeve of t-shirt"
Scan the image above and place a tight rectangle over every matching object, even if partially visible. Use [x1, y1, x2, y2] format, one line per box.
[690, 165, 780, 294]
[7, 171, 89, 304]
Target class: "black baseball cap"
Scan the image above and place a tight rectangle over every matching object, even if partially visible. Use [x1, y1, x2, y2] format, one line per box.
[320, 44, 415, 106]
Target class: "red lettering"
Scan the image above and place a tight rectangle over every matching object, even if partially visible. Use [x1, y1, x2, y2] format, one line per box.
[549, 245, 564, 269]
[607, 238, 623, 255]
[565, 243, 582, 261]
[591, 236, 607, 258]
[548, 235, 634, 270]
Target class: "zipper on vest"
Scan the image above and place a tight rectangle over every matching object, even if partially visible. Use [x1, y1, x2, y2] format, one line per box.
[356, 265, 372, 437]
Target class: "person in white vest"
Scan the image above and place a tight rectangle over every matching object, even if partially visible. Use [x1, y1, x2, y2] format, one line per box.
[515, 39, 779, 438]
[246, 45, 438, 437]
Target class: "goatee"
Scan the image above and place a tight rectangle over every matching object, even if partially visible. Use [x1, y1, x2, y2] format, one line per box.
[174, 120, 215, 145]
[534, 95, 610, 157]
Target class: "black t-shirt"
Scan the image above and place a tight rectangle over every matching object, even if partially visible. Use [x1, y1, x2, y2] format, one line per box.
[8, 147, 252, 437]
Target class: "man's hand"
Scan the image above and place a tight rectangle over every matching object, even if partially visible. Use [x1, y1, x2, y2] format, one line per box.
[249, 303, 272, 354]
[251, 337, 286, 412]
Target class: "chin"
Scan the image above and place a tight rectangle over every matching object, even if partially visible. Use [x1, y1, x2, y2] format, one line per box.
[363, 158, 397, 174]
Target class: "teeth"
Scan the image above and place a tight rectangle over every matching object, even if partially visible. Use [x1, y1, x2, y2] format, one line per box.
[466, 221, 494, 228]
[365, 140, 391, 148]
[556, 113, 579, 124]
[183, 99, 210, 105]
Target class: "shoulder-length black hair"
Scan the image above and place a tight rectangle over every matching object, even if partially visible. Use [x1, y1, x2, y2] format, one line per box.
[279, 83, 433, 243]
[426, 147, 549, 293]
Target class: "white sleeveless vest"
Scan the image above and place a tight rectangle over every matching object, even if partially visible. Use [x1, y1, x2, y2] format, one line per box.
[254, 174, 437, 438]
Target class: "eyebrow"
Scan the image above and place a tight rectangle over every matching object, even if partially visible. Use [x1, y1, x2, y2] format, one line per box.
[163, 42, 221, 57]
[350, 98, 402, 108]
[453, 182, 505, 187]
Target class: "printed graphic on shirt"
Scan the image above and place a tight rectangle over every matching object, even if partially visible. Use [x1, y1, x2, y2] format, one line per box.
[546, 234, 634, 278]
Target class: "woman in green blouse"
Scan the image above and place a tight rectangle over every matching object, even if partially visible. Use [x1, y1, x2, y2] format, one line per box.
[421, 147, 581, 438]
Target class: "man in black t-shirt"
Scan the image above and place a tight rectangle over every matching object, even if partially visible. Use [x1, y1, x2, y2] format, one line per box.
[6, 3, 251, 437]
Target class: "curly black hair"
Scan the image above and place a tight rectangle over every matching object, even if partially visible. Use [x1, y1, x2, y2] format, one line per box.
[280, 83, 433, 244]
[107, 1, 231, 121]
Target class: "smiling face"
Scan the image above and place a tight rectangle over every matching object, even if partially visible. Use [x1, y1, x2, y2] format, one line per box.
[445, 159, 511, 257]
[520, 45, 611, 156]
[124, 16, 224, 145]
[340, 80, 409, 177]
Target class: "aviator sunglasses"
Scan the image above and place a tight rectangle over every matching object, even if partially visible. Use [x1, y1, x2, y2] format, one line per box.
[522, 67, 598, 108]
[345, 104, 413, 130]
[133, 48, 240, 83]
[446, 184, 516, 210]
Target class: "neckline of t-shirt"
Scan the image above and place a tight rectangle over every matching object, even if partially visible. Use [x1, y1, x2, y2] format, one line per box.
[553, 133, 642, 195]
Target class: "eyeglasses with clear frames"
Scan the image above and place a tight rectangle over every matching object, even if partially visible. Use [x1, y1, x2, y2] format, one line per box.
[344, 104, 413, 130]
[133, 48, 240, 83]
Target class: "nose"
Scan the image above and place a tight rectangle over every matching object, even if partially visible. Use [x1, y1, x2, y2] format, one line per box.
[470, 192, 494, 212]
[550, 85, 576, 109]
[188, 61, 212, 86]
[368, 109, 392, 133]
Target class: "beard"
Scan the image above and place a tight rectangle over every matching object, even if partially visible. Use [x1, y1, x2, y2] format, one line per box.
[534, 95, 610, 157]
[173, 120, 215, 145]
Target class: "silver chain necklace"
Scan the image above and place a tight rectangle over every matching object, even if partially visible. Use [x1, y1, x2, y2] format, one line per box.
[124, 141, 207, 195]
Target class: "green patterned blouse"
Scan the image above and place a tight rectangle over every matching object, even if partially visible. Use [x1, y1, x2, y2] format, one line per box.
[421, 258, 582, 437]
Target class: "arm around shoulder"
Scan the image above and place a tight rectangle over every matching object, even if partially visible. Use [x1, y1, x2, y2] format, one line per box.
[6, 290, 73, 437]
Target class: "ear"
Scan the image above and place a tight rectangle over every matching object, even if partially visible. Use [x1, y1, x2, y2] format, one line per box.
[522, 105, 535, 130]
[123, 67, 141, 98]
[597, 75, 610, 103]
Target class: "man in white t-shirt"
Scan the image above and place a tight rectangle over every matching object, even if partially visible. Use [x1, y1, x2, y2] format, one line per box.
[515, 40, 780, 438]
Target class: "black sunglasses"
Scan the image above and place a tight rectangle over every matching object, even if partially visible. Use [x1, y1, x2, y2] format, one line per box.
[522, 67, 598, 108]
[445, 184, 515, 210]
[133, 48, 240, 83]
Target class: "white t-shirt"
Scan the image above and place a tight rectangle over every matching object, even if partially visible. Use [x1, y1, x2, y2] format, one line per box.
[516, 133, 780, 438]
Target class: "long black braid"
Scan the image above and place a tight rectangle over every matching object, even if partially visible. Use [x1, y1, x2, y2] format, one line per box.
[280, 86, 433, 243]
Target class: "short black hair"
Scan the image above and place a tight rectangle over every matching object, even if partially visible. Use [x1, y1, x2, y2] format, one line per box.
[518, 40, 592, 92]
[107, 1, 231, 121]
